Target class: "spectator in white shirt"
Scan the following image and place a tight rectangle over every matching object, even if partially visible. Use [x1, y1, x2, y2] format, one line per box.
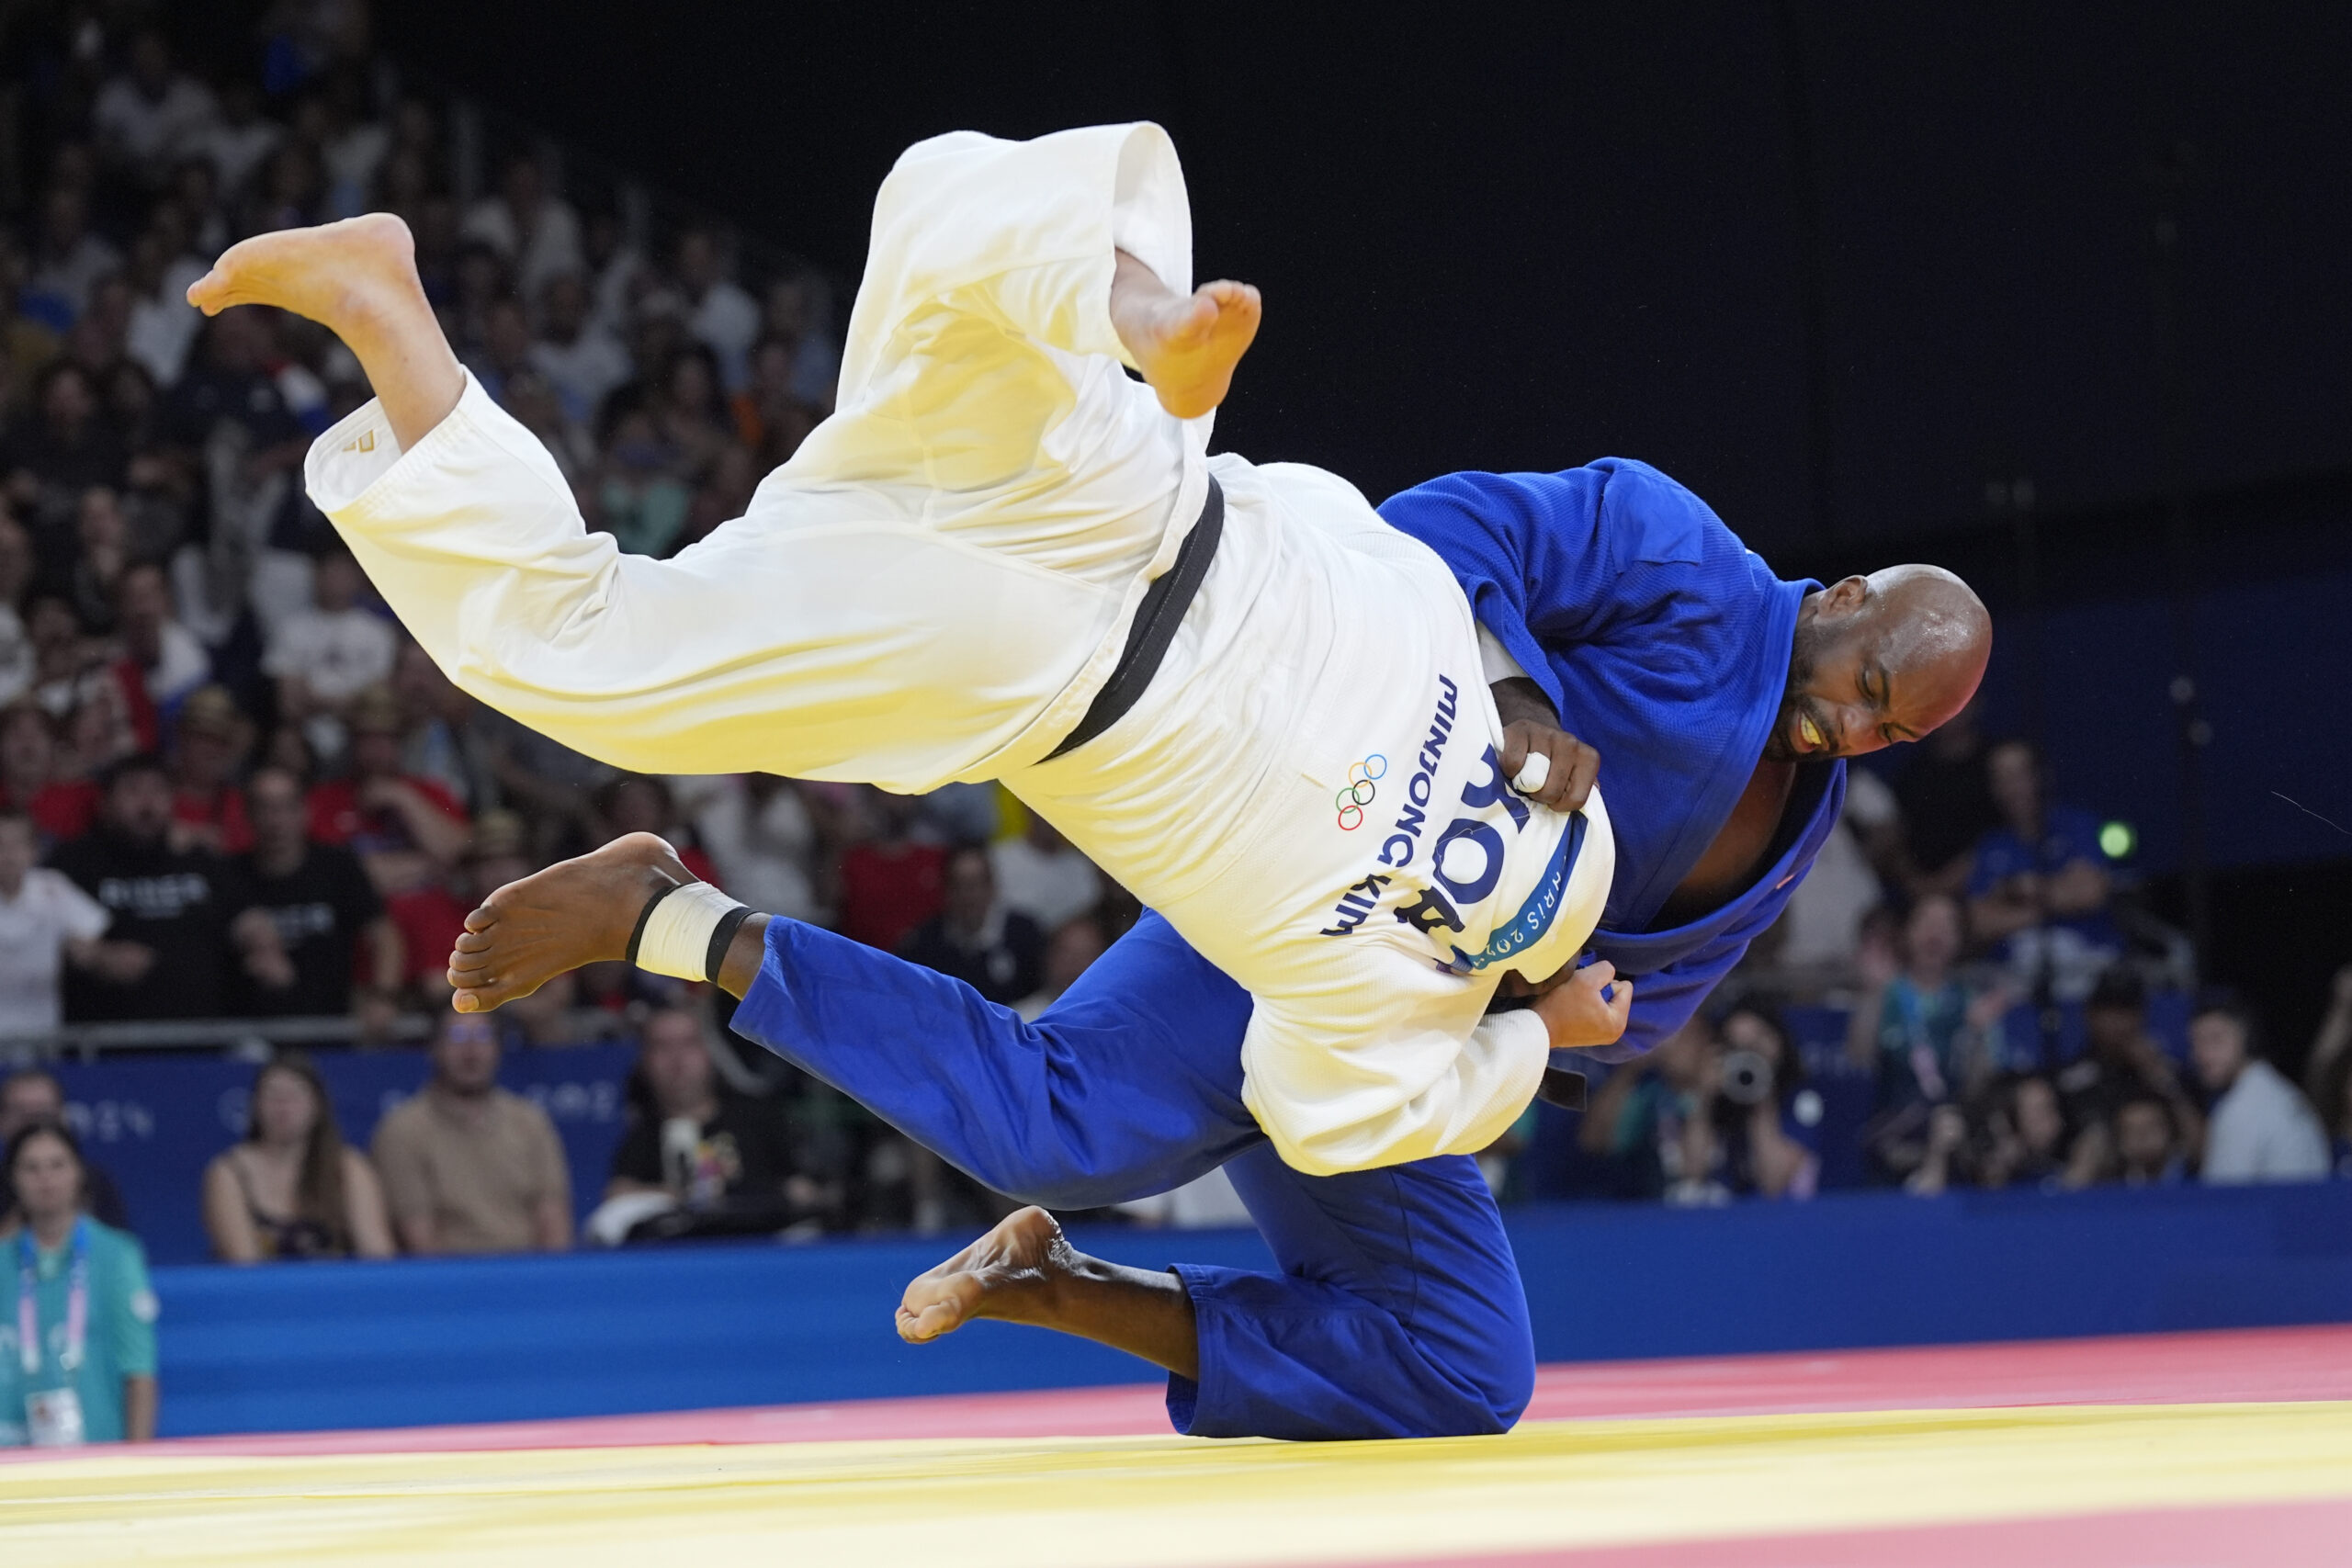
[460, 152, 582, 307]
[673, 228, 760, 390]
[190, 79, 281, 202]
[262, 547, 396, 762]
[113, 562, 208, 711]
[91, 30, 219, 186]
[27, 188, 120, 321]
[0, 514, 31, 708]
[122, 229, 208, 389]
[0, 809, 112, 1038]
[990, 809, 1103, 933]
[528, 271, 632, 425]
[2194, 1000, 2329, 1184]
[675, 773, 826, 924]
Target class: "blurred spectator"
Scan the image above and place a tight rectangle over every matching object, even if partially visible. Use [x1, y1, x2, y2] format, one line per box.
[730, 333, 815, 468]
[1894, 698, 2001, 898]
[2112, 1094, 2187, 1186]
[675, 773, 827, 924]
[837, 789, 947, 954]
[314, 65, 390, 219]
[2305, 964, 2352, 1179]
[25, 188, 119, 324]
[0, 808, 108, 1039]
[5, 364, 126, 542]
[264, 547, 396, 761]
[990, 809, 1102, 933]
[225, 767, 399, 1023]
[0, 1070, 128, 1229]
[1016, 914, 1107, 1021]
[1849, 894, 2010, 1184]
[0, 702, 96, 840]
[1968, 739, 2120, 999]
[1972, 1073, 2100, 1192]
[760, 272, 841, 409]
[0, 514, 34, 705]
[595, 1008, 814, 1241]
[92, 29, 218, 186]
[1714, 1003, 1822, 1201]
[594, 774, 717, 885]
[462, 297, 535, 405]
[1769, 766, 1897, 983]
[111, 559, 208, 715]
[902, 844, 1044, 1006]
[371, 1010, 571, 1255]
[51, 754, 231, 1021]
[307, 687, 472, 897]
[579, 200, 645, 336]
[122, 228, 206, 389]
[460, 152, 582, 305]
[1579, 1018, 1728, 1203]
[201, 1054, 393, 1262]
[594, 405, 690, 557]
[2053, 966, 2203, 1153]
[673, 228, 760, 389]
[390, 640, 496, 815]
[191, 79, 282, 202]
[165, 686, 251, 855]
[59, 485, 132, 637]
[529, 271, 631, 426]
[386, 807, 530, 1005]
[2192, 1000, 2328, 1184]
[0, 1121, 156, 1446]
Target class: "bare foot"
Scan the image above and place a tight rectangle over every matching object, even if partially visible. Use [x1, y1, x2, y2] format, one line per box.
[447, 832, 697, 1013]
[187, 213, 461, 450]
[1110, 251, 1261, 420]
[897, 1206, 1072, 1345]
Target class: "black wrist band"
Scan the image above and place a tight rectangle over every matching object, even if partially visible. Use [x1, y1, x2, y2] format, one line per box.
[624, 882, 684, 967]
[705, 903, 756, 985]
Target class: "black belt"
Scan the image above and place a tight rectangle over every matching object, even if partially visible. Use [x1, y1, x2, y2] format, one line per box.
[1043, 478, 1225, 761]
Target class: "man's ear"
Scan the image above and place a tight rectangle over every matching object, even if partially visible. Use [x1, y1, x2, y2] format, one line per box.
[1815, 574, 1870, 622]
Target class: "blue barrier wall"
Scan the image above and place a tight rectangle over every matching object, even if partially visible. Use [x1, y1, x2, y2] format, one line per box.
[149, 1181, 2352, 1438]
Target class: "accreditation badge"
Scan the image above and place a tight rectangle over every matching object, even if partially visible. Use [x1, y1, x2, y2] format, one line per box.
[25, 1385, 86, 1447]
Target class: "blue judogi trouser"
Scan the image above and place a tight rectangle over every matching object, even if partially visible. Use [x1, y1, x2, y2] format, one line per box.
[731, 911, 1537, 1441]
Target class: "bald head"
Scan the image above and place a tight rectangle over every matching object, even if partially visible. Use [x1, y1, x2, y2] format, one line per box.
[1765, 564, 1990, 762]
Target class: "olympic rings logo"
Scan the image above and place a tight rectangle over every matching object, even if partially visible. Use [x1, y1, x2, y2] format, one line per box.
[1335, 754, 1387, 829]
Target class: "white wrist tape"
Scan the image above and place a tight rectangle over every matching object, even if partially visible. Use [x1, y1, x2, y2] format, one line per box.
[1512, 751, 1551, 796]
[633, 882, 749, 981]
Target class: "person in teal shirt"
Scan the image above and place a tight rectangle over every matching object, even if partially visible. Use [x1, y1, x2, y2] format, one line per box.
[3, 1121, 157, 1446]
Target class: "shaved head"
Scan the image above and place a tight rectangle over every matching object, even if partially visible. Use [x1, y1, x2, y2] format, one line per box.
[1764, 564, 1990, 762]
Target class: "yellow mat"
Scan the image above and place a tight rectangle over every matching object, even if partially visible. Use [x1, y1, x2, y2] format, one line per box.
[6, 1402, 2351, 1566]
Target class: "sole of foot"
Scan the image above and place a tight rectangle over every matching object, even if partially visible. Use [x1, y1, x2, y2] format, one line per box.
[447, 832, 695, 1013]
[898, 1206, 1070, 1345]
[1130, 278, 1261, 420]
[187, 212, 424, 328]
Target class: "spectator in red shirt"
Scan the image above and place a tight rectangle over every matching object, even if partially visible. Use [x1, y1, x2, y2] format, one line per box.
[0, 700, 95, 841]
[836, 786, 947, 954]
[390, 807, 532, 1004]
[594, 773, 718, 886]
[167, 684, 251, 854]
[306, 685, 470, 898]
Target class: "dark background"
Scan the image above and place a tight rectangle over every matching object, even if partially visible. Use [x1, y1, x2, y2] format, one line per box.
[366, 2, 2352, 1047]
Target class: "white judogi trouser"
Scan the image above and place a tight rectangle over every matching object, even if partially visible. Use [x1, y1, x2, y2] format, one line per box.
[307, 123, 1613, 1176]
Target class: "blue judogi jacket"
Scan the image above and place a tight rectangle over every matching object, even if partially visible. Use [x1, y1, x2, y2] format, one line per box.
[1379, 458, 1847, 1064]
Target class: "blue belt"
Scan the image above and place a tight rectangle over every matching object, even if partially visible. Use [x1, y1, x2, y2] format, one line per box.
[1443, 811, 1588, 976]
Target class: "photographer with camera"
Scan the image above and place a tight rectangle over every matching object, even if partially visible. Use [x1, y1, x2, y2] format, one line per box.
[1580, 1008, 1817, 1205]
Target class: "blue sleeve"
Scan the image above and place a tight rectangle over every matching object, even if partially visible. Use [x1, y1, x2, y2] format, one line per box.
[1376, 462, 1713, 718]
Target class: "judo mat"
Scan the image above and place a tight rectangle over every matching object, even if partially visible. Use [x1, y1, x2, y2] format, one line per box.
[6, 1324, 2349, 1566]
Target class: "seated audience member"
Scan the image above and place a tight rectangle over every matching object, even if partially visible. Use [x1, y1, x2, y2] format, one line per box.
[989, 808, 1102, 933]
[2112, 1094, 2188, 1186]
[2192, 1000, 2329, 1184]
[901, 843, 1045, 1007]
[1579, 1018, 1721, 1202]
[203, 1054, 394, 1262]
[387, 808, 530, 1005]
[307, 687, 471, 897]
[1849, 894, 2011, 1184]
[110, 561, 208, 717]
[529, 270, 631, 425]
[598, 1008, 811, 1239]
[594, 774, 716, 884]
[164, 685, 249, 854]
[1894, 699, 2004, 898]
[1967, 739, 2121, 999]
[0, 701, 96, 840]
[51, 754, 232, 1021]
[264, 547, 397, 761]
[371, 1010, 571, 1255]
[677, 773, 827, 925]
[1015, 915, 1108, 1021]
[390, 640, 495, 814]
[0, 808, 111, 1040]
[1970, 1073, 2101, 1193]
[836, 788, 946, 954]
[225, 767, 400, 1021]
[2304, 964, 2352, 1179]
[1713, 1003, 1822, 1201]
[0, 1069, 128, 1230]
[2053, 965, 2204, 1151]
[0, 1121, 156, 1447]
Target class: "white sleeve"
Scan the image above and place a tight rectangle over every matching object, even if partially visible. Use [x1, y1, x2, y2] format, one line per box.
[1239, 1003, 1551, 1176]
[47, 872, 110, 942]
[1477, 622, 1531, 685]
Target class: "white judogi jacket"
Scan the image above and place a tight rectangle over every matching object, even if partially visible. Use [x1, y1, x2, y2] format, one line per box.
[307, 123, 1612, 1176]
